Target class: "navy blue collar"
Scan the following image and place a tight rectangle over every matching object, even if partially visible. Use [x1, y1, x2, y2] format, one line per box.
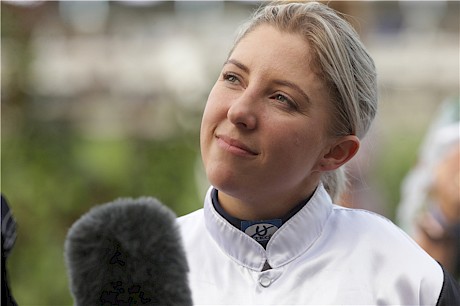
[211, 188, 311, 248]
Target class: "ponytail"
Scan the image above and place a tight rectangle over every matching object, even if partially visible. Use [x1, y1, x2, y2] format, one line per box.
[321, 167, 348, 202]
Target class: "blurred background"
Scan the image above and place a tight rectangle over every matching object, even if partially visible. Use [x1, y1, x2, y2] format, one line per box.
[1, 0, 459, 304]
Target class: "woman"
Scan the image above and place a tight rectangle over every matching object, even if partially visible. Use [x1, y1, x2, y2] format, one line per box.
[178, 2, 459, 304]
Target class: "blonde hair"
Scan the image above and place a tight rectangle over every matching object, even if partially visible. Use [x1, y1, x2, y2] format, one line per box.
[229, 1, 378, 200]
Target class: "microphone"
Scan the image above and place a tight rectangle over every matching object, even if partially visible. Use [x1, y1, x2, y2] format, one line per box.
[64, 197, 192, 306]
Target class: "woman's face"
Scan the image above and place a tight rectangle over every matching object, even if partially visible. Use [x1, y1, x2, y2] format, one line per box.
[200, 25, 335, 215]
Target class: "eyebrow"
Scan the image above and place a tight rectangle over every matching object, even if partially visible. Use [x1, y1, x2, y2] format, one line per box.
[224, 59, 250, 73]
[273, 79, 311, 105]
[224, 58, 311, 104]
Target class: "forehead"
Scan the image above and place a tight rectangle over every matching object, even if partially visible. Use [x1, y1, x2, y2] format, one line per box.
[229, 24, 328, 101]
[231, 24, 311, 69]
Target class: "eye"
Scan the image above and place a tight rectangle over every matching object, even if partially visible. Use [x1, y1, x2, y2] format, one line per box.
[275, 94, 290, 104]
[222, 72, 240, 84]
[273, 93, 297, 109]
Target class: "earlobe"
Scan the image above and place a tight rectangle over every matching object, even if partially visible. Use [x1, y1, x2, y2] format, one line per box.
[318, 136, 360, 171]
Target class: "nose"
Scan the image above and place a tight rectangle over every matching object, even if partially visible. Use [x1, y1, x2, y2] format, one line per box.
[227, 92, 258, 130]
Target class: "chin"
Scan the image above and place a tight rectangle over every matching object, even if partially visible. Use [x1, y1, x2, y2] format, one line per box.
[207, 168, 236, 191]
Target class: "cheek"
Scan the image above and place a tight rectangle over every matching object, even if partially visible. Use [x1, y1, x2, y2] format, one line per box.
[266, 128, 304, 164]
[200, 89, 219, 134]
[288, 127, 327, 167]
[199, 111, 213, 166]
[293, 132, 304, 147]
[201, 85, 226, 127]
[200, 87, 224, 160]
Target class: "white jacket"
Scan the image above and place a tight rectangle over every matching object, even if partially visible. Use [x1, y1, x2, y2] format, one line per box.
[178, 185, 445, 305]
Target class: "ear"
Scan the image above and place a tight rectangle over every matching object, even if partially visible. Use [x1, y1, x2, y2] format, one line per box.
[317, 135, 360, 171]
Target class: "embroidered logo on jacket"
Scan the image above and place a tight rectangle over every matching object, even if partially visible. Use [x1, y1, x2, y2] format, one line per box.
[241, 219, 282, 245]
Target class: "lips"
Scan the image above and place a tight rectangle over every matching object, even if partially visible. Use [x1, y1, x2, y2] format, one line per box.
[216, 135, 258, 156]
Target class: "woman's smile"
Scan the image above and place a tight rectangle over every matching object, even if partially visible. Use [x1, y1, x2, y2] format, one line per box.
[216, 134, 259, 157]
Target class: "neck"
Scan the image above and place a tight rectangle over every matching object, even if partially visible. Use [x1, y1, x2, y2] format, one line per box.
[217, 184, 318, 220]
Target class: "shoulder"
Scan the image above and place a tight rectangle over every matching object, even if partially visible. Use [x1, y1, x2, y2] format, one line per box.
[328, 205, 434, 259]
[177, 209, 204, 225]
[327, 205, 446, 304]
[177, 209, 205, 241]
[330, 205, 420, 243]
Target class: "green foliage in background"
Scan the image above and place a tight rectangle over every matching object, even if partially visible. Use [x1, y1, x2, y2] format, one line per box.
[2, 110, 202, 305]
[374, 129, 425, 219]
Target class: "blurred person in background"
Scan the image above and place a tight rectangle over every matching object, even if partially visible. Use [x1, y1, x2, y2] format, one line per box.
[398, 97, 460, 280]
[178, 1, 459, 305]
[1, 195, 18, 306]
[415, 142, 460, 279]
